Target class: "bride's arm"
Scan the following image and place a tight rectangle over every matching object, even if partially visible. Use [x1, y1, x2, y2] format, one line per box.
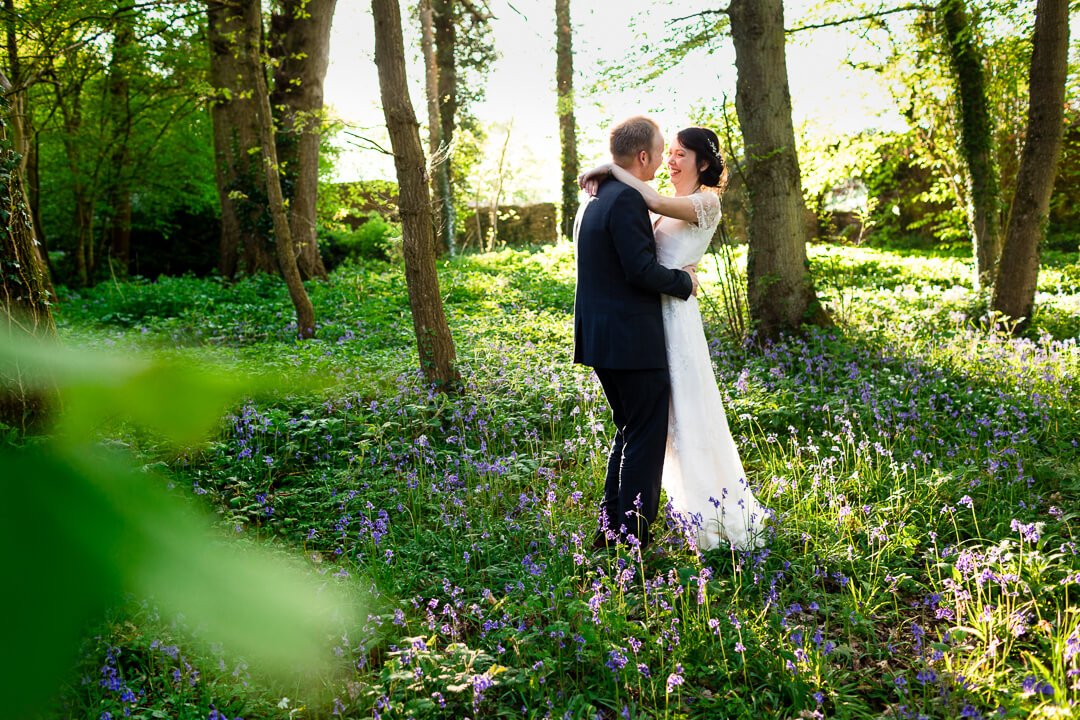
[580, 163, 707, 224]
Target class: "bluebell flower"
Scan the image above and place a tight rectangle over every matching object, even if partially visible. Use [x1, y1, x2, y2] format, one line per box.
[606, 649, 628, 673]
[666, 665, 684, 692]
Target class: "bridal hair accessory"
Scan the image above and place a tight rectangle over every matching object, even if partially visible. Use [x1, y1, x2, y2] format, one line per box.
[706, 137, 721, 161]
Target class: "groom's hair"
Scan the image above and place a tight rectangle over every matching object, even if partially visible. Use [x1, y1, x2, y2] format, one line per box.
[610, 116, 660, 165]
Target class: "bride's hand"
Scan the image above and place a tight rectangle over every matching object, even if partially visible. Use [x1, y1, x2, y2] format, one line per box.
[578, 164, 613, 197]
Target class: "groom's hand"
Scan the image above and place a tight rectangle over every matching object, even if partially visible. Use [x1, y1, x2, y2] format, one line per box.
[683, 265, 699, 297]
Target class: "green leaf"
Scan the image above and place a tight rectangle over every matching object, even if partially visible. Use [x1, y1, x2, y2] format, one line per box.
[1, 445, 363, 716]
[0, 327, 321, 447]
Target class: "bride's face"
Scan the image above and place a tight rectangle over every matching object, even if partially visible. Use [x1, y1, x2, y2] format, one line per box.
[666, 138, 702, 190]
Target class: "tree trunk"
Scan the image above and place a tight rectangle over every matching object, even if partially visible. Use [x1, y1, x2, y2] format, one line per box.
[25, 125, 51, 279]
[269, 0, 335, 281]
[433, 0, 457, 253]
[1, 75, 57, 431]
[728, 0, 829, 341]
[488, 122, 511, 251]
[236, 0, 317, 338]
[433, 0, 457, 149]
[3, 0, 23, 170]
[4, 0, 51, 283]
[555, 0, 578, 241]
[54, 85, 96, 286]
[74, 193, 95, 284]
[990, 0, 1068, 329]
[372, 0, 459, 387]
[106, 1, 135, 275]
[420, 0, 453, 255]
[208, 0, 275, 277]
[108, 179, 132, 274]
[939, 0, 1003, 289]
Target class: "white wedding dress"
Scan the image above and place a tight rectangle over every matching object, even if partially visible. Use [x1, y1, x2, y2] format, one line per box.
[653, 192, 766, 551]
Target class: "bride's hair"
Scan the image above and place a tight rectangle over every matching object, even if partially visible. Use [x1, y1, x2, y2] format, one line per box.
[676, 127, 727, 190]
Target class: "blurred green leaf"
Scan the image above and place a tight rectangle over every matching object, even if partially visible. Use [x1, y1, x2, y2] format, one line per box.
[55, 360, 258, 447]
[0, 327, 322, 447]
[1, 444, 362, 718]
[0, 327, 359, 717]
[2, 449, 126, 719]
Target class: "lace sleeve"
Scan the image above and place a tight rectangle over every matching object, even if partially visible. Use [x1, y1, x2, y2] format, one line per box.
[689, 192, 721, 230]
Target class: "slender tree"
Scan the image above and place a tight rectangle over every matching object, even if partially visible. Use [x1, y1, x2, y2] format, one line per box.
[433, 0, 458, 255]
[419, 0, 453, 254]
[428, 0, 494, 255]
[555, 0, 578, 241]
[234, 0, 317, 339]
[991, 0, 1069, 329]
[269, 0, 336, 280]
[728, 0, 830, 340]
[372, 0, 458, 387]
[433, 0, 456, 185]
[938, 0, 1002, 289]
[52, 58, 99, 286]
[105, 0, 136, 274]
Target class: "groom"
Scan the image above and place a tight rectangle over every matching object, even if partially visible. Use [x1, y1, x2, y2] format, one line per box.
[573, 116, 698, 550]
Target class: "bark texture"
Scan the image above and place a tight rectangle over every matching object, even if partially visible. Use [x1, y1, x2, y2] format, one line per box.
[1, 77, 57, 430]
[939, 0, 1002, 289]
[270, 0, 336, 280]
[208, 0, 275, 276]
[991, 0, 1069, 329]
[25, 117, 48, 276]
[4, 0, 48, 278]
[372, 0, 459, 387]
[728, 0, 829, 341]
[555, 0, 578, 241]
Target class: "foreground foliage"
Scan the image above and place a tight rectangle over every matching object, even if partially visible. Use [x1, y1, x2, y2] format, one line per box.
[45, 244, 1080, 719]
[0, 329, 364, 719]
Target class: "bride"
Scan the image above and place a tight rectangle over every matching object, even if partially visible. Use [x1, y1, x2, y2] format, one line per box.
[580, 127, 767, 551]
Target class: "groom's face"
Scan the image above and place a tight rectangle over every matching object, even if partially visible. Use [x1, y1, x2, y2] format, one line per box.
[642, 130, 665, 181]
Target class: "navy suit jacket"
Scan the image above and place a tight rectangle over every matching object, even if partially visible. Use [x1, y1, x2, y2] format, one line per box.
[573, 179, 693, 369]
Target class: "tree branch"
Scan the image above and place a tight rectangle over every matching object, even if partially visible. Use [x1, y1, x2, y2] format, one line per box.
[668, 9, 727, 25]
[786, 4, 931, 34]
[460, 0, 493, 22]
[343, 129, 394, 156]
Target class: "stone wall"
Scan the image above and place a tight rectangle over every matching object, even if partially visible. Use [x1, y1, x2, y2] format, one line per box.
[458, 203, 559, 250]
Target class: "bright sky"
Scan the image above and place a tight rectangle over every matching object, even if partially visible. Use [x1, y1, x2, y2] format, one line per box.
[323, 1, 908, 200]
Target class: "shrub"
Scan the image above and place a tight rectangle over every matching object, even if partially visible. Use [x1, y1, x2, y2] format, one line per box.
[863, 136, 967, 250]
[318, 213, 399, 268]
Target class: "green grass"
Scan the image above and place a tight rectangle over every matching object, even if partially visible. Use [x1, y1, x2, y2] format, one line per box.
[44, 242, 1080, 719]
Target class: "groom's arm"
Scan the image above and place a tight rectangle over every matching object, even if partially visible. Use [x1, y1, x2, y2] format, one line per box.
[608, 187, 693, 300]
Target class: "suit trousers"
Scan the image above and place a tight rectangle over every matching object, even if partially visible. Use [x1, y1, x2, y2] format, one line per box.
[594, 367, 670, 548]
